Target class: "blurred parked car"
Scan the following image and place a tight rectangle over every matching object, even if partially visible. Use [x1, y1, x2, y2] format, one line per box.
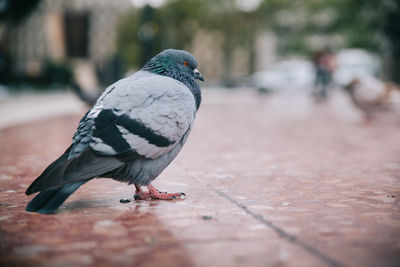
[333, 49, 381, 86]
[251, 60, 315, 93]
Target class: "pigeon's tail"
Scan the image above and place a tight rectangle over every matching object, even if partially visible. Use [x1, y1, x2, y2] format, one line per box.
[26, 147, 124, 196]
[25, 146, 125, 214]
[25, 180, 88, 214]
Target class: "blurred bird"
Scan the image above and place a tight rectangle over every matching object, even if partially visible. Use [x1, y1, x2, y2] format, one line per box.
[25, 49, 204, 214]
[345, 76, 400, 121]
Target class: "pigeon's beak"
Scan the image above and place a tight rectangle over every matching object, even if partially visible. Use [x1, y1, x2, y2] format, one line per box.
[194, 68, 204, 82]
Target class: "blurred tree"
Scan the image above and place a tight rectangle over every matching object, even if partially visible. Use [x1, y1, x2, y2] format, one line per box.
[0, 0, 41, 24]
[117, 0, 207, 71]
[265, 0, 382, 55]
[138, 5, 157, 66]
[0, 0, 42, 84]
[382, 0, 400, 83]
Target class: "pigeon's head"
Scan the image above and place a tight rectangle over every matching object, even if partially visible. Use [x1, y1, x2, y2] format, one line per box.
[143, 49, 204, 83]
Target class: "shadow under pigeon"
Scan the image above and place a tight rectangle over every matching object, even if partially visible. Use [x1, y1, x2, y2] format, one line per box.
[0, 119, 194, 267]
[2, 198, 194, 266]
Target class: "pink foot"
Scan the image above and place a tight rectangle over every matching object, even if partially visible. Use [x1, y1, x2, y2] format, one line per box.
[134, 184, 186, 200]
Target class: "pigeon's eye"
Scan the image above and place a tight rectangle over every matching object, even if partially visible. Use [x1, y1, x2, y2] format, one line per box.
[183, 61, 189, 67]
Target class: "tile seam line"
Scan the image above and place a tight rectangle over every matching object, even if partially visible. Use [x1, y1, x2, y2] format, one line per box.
[214, 189, 345, 267]
[122, 236, 269, 249]
[185, 170, 348, 266]
[186, 171, 344, 267]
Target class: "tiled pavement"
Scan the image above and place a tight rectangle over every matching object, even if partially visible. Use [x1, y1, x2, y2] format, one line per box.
[0, 90, 399, 266]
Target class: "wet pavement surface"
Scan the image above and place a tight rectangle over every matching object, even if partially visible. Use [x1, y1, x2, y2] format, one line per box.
[1, 90, 400, 266]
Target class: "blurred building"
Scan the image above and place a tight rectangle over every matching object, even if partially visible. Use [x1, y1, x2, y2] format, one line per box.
[5, 0, 133, 88]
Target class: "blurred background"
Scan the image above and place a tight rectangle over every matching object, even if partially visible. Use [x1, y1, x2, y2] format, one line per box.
[0, 0, 399, 129]
[0, 0, 400, 123]
[0, 0, 399, 126]
[0, 0, 399, 89]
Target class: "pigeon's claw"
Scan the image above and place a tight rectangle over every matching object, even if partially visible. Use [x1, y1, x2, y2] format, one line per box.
[133, 184, 186, 200]
[147, 184, 186, 200]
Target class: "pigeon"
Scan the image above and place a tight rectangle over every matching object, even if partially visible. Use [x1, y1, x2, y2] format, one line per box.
[25, 49, 204, 214]
[345, 77, 400, 121]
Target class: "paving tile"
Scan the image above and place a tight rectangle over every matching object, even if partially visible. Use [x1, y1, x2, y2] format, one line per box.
[1, 90, 400, 266]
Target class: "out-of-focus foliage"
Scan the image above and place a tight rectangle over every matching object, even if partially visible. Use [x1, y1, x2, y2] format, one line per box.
[43, 60, 73, 88]
[118, 0, 209, 69]
[117, 0, 269, 84]
[0, 0, 41, 24]
[117, 0, 400, 83]
[267, 0, 383, 54]
[383, 0, 400, 51]
[117, 9, 141, 69]
[0, 0, 75, 89]
[382, 0, 400, 83]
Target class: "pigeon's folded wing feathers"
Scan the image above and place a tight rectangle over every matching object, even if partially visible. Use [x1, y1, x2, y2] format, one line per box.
[74, 72, 196, 161]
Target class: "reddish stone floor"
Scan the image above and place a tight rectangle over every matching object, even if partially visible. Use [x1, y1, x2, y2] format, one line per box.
[1, 90, 400, 266]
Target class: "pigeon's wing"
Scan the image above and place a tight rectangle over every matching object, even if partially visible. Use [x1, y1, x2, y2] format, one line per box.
[26, 72, 197, 194]
[76, 72, 197, 160]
